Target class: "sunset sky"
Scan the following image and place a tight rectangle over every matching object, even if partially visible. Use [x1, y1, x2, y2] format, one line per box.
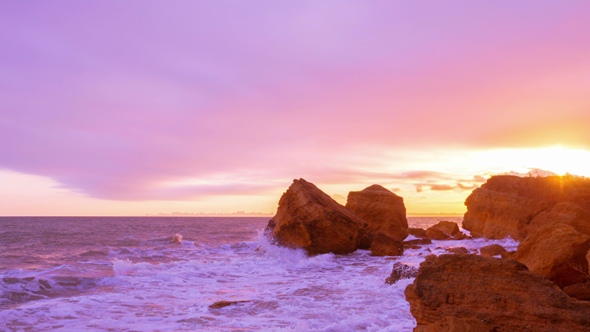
[1, 1, 590, 216]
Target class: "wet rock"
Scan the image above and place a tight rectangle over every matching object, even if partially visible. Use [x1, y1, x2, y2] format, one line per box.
[345, 184, 408, 252]
[424, 221, 465, 240]
[445, 247, 470, 254]
[479, 244, 508, 257]
[415, 316, 490, 332]
[385, 262, 418, 284]
[405, 254, 590, 332]
[463, 175, 590, 240]
[512, 223, 590, 288]
[266, 179, 364, 255]
[209, 300, 251, 309]
[404, 238, 432, 249]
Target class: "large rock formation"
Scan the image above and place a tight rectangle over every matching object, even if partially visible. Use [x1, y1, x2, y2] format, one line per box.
[512, 223, 590, 288]
[345, 184, 408, 252]
[463, 175, 590, 240]
[266, 179, 365, 255]
[405, 254, 590, 332]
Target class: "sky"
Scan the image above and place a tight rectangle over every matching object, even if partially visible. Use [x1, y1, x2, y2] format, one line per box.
[1, 1, 590, 216]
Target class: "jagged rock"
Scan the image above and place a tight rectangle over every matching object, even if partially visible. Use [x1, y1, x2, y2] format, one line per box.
[463, 175, 590, 240]
[409, 227, 427, 238]
[479, 244, 508, 257]
[415, 316, 490, 332]
[512, 223, 590, 288]
[424, 221, 465, 240]
[345, 184, 408, 252]
[370, 233, 403, 256]
[385, 262, 418, 284]
[405, 254, 590, 332]
[266, 179, 364, 255]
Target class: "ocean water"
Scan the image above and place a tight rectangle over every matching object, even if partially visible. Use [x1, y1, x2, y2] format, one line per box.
[0, 217, 518, 331]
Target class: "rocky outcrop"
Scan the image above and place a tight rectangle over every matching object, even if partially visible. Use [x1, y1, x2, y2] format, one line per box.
[512, 223, 590, 288]
[405, 254, 590, 332]
[409, 227, 427, 238]
[385, 262, 418, 284]
[345, 184, 408, 252]
[266, 179, 364, 255]
[424, 221, 465, 240]
[463, 175, 590, 240]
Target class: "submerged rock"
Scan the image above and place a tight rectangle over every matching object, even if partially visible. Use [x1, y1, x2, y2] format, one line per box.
[405, 254, 590, 332]
[266, 179, 364, 255]
[345, 184, 408, 253]
[463, 175, 590, 240]
[385, 262, 418, 285]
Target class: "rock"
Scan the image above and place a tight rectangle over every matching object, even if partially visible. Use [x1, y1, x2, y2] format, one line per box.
[385, 262, 418, 284]
[512, 223, 590, 288]
[409, 227, 427, 238]
[405, 254, 590, 332]
[563, 282, 590, 301]
[370, 233, 403, 256]
[445, 247, 470, 254]
[171, 233, 183, 244]
[479, 244, 508, 257]
[415, 316, 490, 332]
[424, 221, 462, 240]
[266, 179, 364, 255]
[463, 175, 590, 240]
[527, 202, 590, 237]
[404, 238, 432, 250]
[209, 300, 250, 309]
[345, 184, 408, 250]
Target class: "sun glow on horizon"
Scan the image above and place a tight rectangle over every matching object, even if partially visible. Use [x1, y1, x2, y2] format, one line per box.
[479, 146, 590, 177]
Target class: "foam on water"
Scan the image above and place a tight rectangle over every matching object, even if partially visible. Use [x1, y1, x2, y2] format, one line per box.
[0, 217, 520, 331]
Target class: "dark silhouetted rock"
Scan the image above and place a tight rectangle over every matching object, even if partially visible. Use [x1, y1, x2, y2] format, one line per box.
[405, 254, 590, 332]
[479, 244, 508, 257]
[385, 262, 418, 284]
[266, 179, 364, 255]
[345, 184, 408, 253]
[512, 223, 590, 288]
[463, 175, 590, 240]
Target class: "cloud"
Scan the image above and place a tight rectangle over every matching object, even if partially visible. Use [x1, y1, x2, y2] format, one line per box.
[429, 184, 454, 191]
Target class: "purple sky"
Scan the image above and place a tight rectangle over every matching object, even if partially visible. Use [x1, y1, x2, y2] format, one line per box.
[1, 1, 590, 215]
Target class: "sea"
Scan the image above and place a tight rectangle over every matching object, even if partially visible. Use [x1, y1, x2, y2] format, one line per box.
[0, 216, 518, 332]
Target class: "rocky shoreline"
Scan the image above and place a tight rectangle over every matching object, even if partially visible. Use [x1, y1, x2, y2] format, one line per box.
[266, 175, 590, 331]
